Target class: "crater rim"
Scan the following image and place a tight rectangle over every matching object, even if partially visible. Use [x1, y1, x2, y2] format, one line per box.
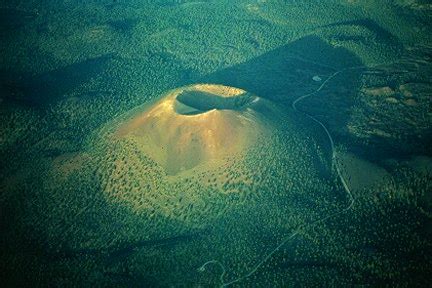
[174, 89, 258, 116]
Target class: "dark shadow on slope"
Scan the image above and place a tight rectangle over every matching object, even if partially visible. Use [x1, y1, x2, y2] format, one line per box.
[201, 35, 363, 147]
[0, 54, 114, 107]
[201, 36, 362, 104]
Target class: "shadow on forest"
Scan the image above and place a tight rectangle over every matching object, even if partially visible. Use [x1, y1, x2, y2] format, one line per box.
[319, 19, 400, 45]
[200, 35, 363, 143]
[0, 54, 114, 107]
[0, 8, 38, 34]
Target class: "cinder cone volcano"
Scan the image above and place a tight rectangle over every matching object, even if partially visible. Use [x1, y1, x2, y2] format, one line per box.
[115, 84, 278, 175]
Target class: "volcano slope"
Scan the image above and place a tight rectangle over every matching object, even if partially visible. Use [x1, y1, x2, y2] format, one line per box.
[2, 82, 344, 287]
[115, 84, 276, 175]
[88, 84, 337, 228]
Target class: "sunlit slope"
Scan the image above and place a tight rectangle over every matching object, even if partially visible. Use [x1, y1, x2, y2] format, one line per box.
[114, 84, 277, 175]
